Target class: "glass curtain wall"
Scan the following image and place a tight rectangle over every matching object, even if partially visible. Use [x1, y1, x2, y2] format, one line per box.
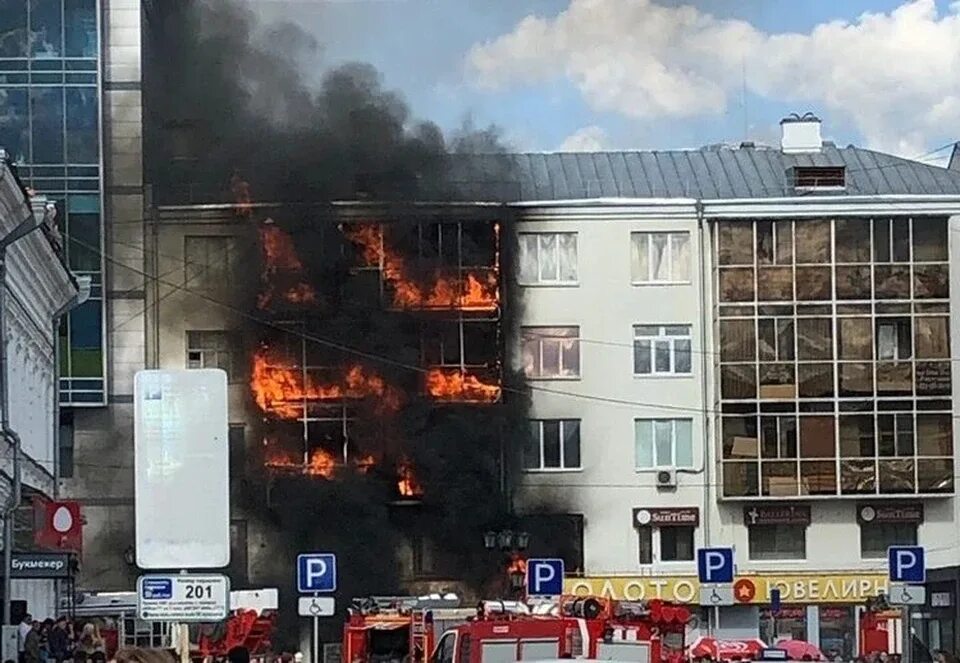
[717, 218, 952, 497]
[0, 0, 105, 405]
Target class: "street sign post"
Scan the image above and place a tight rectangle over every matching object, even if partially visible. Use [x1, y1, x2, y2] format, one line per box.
[887, 546, 925, 663]
[137, 574, 229, 622]
[297, 553, 337, 593]
[697, 547, 735, 636]
[526, 559, 565, 598]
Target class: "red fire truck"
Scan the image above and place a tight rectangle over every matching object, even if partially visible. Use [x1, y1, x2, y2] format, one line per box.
[343, 595, 692, 663]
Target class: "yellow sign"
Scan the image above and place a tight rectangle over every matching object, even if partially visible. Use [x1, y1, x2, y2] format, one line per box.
[565, 573, 889, 605]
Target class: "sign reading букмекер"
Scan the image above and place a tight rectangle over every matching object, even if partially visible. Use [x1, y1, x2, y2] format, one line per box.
[134, 369, 230, 570]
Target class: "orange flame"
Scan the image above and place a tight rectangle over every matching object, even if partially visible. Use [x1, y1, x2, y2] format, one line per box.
[397, 458, 424, 498]
[343, 224, 499, 311]
[425, 368, 501, 403]
[257, 223, 318, 309]
[265, 446, 337, 478]
[507, 554, 527, 575]
[251, 347, 402, 418]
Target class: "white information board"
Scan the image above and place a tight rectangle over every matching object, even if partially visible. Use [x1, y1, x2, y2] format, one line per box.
[134, 369, 230, 569]
[298, 596, 336, 617]
[138, 574, 230, 622]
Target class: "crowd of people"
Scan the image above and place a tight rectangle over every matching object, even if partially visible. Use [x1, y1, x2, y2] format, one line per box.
[15, 614, 111, 663]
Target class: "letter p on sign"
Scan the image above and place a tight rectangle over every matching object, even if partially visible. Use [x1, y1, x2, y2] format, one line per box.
[697, 547, 734, 584]
[297, 553, 337, 593]
[526, 558, 564, 597]
[888, 546, 925, 584]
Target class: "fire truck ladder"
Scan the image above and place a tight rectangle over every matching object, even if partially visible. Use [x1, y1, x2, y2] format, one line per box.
[410, 611, 428, 663]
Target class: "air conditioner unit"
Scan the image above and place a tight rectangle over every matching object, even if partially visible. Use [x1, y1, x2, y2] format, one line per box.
[656, 468, 677, 489]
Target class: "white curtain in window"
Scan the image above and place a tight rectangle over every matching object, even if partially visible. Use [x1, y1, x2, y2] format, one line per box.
[518, 235, 538, 284]
[635, 420, 654, 469]
[539, 234, 558, 282]
[654, 420, 673, 465]
[631, 233, 650, 282]
[675, 419, 693, 467]
[672, 233, 691, 281]
[878, 323, 897, 360]
[558, 234, 578, 282]
[651, 233, 670, 281]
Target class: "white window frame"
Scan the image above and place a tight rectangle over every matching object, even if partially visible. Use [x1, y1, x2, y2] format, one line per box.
[525, 419, 582, 471]
[634, 418, 694, 470]
[630, 231, 692, 285]
[657, 525, 696, 563]
[521, 326, 581, 379]
[518, 232, 579, 286]
[186, 330, 237, 382]
[633, 325, 692, 376]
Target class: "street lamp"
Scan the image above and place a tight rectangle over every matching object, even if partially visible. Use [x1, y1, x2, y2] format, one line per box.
[483, 530, 532, 599]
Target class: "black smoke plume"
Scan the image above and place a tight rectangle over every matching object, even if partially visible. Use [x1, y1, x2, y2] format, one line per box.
[144, 0, 544, 649]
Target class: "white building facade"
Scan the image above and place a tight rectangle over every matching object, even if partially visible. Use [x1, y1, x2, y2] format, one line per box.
[513, 118, 960, 655]
[0, 158, 81, 618]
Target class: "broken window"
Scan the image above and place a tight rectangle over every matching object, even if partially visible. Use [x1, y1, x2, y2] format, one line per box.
[796, 318, 833, 360]
[912, 218, 948, 262]
[835, 219, 871, 263]
[795, 220, 831, 263]
[915, 317, 949, 358]
[836, 266, 871, 300]
[720, 319, 755, 362]
[873, 218, 910, 262]
[878, 413, 914, 457]
[756, 221, 794, 265]
[761, 416, 797, 458]
[518, 232, 578, 285]
[913, 264, 949, 298]
[839, 415, 874, 457]
[521, 327, 580, 378]
[631, 232, 691, 283]
[719, 268, 755, 302]
[722, 416, 758, 460]
[718, 222, 753, 265]
[876, 318, 911, 361]
[799, 416, 835, 459]
[633, 325, 692, 375]
[838, 318, 872, 360]
[186, 330, 239, 382]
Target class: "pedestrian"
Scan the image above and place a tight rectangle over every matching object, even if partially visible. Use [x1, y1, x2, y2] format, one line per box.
[75, 624, 103, 663]
[48, 618, 70, 663]
[18, 614, 34, 663]
[24, 622, 42, 663]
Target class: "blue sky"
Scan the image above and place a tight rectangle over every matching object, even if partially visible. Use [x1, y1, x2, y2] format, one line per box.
[247, 0, 960, 159]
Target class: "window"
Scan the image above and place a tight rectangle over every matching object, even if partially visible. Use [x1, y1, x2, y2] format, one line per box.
[634, 325, 692, 375]
[58, 412, 74, 479]
[518, 233, 578, 285]
[876, 318, 911, 360]
[793, 167, 845, 188]
[638, 526, 653, 565]
[186, 331, 238, 382]
[860, 523, 917, 559]
[748, 524, 806, 560]
[525, 420, 581, 470]
[521, 327, 580, 378]
[660, 526, 695, 561]
[185, 236, 235, 291]
[631, 232, 691, 283]
[635, 419, 693, 469]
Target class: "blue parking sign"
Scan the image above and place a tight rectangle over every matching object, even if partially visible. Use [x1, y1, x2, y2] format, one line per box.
[888, 546, 925, 583]
[526, 558, 564, 597]
[297, 553, 337, 593]
[697, 547, 734, 584]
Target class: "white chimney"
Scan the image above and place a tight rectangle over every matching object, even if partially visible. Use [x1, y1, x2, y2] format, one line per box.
[780, 112, 822, 153]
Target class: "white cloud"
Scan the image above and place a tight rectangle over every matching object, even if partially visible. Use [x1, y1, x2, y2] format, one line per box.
[466, 0, 960, 155]
[558, 125, 608, 151]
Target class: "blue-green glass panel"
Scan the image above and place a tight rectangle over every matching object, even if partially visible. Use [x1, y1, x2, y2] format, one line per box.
[0, 5, 28, 57]
[0, 87, 29, 161]
[0, 74, 28, 83]
[67, 193, 98, 213]
[69, 299, 101, 348]
[65, 73, 95, 84]
[31, 72, 63, 84]
[65, 87, 97, 162]
[64, 0, 97, 58]
[29, 0, 63, 58]
[65, 60, 96, 71]
[32, 59, 62, 70]
[30, 86, 64, 162]
[66, 212, 100, 271]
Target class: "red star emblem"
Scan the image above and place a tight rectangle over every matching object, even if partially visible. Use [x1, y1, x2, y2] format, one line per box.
[733, 578, 756, 603]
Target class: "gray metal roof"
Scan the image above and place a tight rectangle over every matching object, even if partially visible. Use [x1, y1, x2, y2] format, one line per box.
[445, 144, 960, 202]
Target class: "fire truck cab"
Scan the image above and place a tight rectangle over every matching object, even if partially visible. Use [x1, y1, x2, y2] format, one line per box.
[430, 596, 692, 663]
